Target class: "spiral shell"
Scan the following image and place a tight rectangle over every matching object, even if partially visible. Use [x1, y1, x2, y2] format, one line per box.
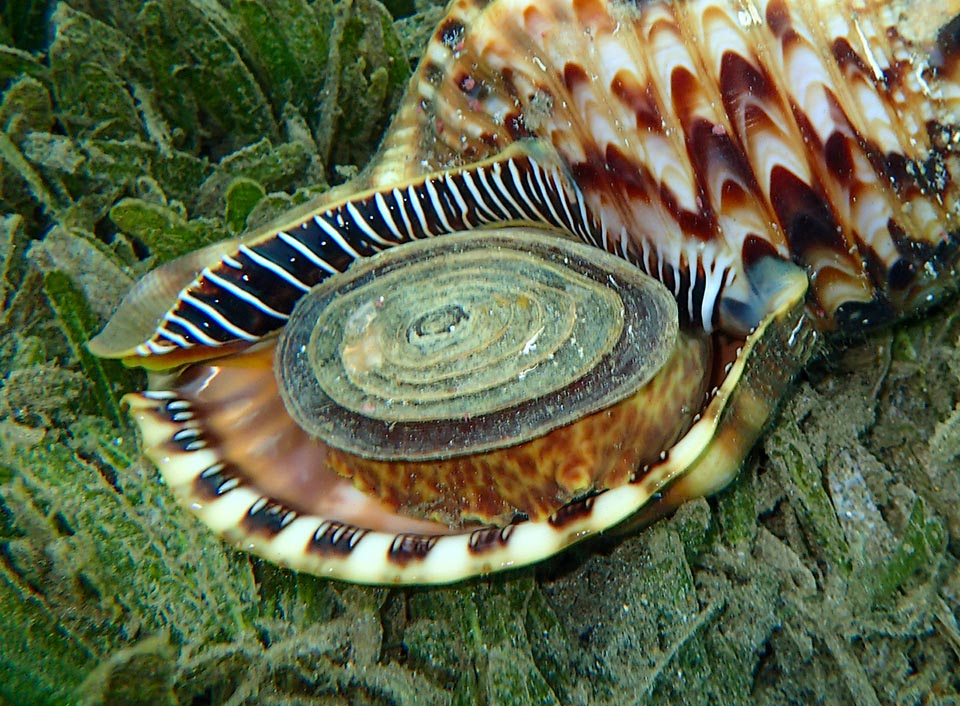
[92, 0, 959, 584]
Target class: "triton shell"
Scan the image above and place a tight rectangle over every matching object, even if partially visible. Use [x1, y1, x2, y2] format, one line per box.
[91, 0, 960, 584]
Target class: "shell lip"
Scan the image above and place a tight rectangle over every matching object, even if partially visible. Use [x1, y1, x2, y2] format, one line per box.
[88, 240, 242, 363]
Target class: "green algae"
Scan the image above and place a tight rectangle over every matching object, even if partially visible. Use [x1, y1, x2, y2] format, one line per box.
[1, 1, 959, 705]
[42, 270, 130, 428]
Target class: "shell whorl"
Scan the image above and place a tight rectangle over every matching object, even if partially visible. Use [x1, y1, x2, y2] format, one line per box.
[380, 0, 960, 333]
[89, 145, 599, 361]
[91, 0, 960, 365]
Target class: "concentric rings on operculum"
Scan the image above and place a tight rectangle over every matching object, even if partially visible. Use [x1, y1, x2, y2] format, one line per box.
[275, 229, 679, 462]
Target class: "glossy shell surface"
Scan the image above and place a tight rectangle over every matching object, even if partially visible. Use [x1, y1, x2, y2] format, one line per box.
[92, 0, 960, 584]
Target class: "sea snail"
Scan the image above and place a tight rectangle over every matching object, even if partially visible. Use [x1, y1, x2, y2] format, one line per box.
[90, 0, 960, 584]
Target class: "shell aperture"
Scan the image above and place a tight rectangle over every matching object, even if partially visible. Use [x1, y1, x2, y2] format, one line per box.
[275, 229, 709, 526]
